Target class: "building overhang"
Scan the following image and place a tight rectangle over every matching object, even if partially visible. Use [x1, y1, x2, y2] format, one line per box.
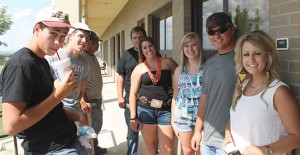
[83, 0, 129, 37]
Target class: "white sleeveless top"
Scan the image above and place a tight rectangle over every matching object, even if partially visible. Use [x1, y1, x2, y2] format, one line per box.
[230, 79, 290, 155]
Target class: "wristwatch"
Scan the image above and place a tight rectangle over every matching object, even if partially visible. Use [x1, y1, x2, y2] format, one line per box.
[264, 145, 273, 155]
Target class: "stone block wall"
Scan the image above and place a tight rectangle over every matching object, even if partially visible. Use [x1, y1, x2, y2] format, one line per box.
[270, 1, 300, 154]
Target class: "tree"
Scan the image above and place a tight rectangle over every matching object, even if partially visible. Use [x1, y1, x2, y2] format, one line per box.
[233, 5, 262, 38]
[234, 5, 251, 38]
[0, 5, 13, 47]
[253, 9, 262, 30]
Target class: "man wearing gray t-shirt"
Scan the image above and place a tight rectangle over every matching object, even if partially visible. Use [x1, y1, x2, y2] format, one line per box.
[191, 12, 237, 155]
[46, 22, 91, 125]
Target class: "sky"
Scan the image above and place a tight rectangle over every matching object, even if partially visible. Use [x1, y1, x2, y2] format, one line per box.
[0, 0, 52, 52]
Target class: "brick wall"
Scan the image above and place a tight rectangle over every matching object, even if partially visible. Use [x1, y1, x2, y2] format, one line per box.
[270, 1, 300, 154]
[172, 0, 192, 63]
[270, 0, 300, 103]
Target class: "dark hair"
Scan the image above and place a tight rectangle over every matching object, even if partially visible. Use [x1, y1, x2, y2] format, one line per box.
[130, 26, 146, 39]
[138, 36, 161, 63]
[37, 22, 47, 29]
[33, 22, 47, 33]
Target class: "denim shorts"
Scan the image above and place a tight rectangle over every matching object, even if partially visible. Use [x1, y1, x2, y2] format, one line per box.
[137, 106, 171, 125]
[175, 122, 195, 132]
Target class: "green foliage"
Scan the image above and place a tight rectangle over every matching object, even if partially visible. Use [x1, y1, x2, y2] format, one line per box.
[0, 5, 13, 47]
[253, 9, 262, 30]
[234, 5, 262, 38]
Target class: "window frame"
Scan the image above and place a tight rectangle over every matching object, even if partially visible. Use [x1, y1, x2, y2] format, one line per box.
[151, 3, 172, 58]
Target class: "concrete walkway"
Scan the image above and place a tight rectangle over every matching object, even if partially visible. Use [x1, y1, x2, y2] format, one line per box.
[0, 73, 144, 155]
[95, 73, 145, 154]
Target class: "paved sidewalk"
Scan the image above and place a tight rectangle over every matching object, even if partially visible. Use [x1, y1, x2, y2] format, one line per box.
[0, 73, 144, 155]
[96, 74, 144, 154]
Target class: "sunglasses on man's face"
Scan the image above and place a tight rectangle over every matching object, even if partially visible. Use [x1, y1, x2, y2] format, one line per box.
[207, 27, 228, 36]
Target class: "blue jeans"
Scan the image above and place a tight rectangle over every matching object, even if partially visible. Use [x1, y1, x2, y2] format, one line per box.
[125, 105, 139, 155]
[30, 138, 84, 155]
[89, 98, 103, 148]
[137, 106, 171, 125]
[201, 143, 223, 155]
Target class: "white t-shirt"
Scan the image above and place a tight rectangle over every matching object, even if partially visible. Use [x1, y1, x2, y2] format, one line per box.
[230, 79, 290, 155]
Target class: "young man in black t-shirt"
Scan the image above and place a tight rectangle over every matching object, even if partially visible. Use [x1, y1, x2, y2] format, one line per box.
[116, 26, 146, 155]
[0, 7, 83, 154]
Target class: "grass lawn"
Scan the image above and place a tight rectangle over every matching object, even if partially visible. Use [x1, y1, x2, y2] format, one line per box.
[0, 118, 4, 134]
[0, 117, 6, 138]
[0, 65, 12, 140]
[0, 98, 11, 140]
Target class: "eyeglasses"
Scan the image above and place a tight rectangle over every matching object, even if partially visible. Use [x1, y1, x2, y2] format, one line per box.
[207, 27, 228, 36]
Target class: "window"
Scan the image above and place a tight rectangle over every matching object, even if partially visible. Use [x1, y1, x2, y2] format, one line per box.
[103, 40, 108, 63]
[110, 36, 115, 66]
[152, 4, 172, 58]
[116, 33, 121, 61]
[228, 0, 269, 36]
[202, 0, 269, 51]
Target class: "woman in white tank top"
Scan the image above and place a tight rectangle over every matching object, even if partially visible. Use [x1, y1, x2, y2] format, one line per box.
[223, 30, 300, 155]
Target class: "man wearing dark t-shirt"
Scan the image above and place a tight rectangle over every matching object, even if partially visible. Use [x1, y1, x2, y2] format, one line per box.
[116, 26, 146, 155]
[0, 7, 83, 154]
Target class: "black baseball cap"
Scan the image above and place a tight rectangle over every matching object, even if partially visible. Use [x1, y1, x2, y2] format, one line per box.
[206, 12, 233, 28]
[89, 31, 101, 41]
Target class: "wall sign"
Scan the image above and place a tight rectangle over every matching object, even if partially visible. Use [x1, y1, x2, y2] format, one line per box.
[276, 38, 289, 50]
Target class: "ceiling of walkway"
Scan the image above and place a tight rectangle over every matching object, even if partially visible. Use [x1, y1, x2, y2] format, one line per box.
[84, 0, 129, 37]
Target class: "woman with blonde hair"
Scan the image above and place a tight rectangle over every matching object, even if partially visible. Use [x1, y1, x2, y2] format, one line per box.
[171, 32, 205, 155]
[223, 30, 300, 155]
[129, 36, 178, 155]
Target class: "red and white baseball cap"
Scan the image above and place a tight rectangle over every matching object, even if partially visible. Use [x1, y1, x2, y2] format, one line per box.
[35, 6, 73, 28]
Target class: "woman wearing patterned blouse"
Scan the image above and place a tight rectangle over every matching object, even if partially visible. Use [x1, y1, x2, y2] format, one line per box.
[171, 32, 205, 155]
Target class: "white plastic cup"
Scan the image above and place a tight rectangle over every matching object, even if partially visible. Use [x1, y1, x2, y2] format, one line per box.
[50, 58, 72, 82]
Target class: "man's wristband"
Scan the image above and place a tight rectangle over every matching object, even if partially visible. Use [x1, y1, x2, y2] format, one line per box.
[130, 118, 137, 120]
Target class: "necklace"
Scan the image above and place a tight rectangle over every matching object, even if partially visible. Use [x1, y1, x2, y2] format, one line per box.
[248, 78, 263, 88]
[144, 57, 161, 84]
